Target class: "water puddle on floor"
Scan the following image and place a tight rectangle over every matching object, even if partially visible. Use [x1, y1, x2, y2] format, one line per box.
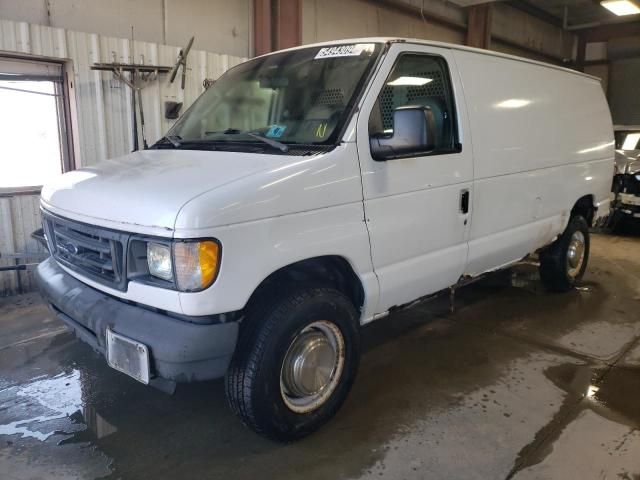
[508, 361, 640, 478]
[0, 369, 96, 441]
[543, 361, 640, 430]
[591, 366, 640, 427]
[0, 340, 116, 479]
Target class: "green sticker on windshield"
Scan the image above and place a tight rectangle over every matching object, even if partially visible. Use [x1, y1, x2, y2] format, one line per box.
[266, 125, 287, 138]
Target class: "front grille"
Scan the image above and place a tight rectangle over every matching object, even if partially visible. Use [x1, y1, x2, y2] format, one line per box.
[43, 211, 129, 291]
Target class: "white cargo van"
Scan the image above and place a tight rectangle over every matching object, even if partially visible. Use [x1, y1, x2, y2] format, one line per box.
[36, 38, 613, 440]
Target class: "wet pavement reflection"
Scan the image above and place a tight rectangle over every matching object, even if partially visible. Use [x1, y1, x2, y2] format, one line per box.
[1, 233, 640, 479]
[0, 370, 83, 441]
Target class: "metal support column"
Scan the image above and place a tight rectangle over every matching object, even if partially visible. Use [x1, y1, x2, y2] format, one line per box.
[253, 0, 301, 55]
[254, 0, 273, 56]
[275, 0, 301, 50]
[466, 3, 493, 50]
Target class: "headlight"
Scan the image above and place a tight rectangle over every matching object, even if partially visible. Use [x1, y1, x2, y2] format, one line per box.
[147, 243, 173, 281]
[636, 174, 640, 181]
[173, 240, 221, 291]
[145, 239, 221, 291]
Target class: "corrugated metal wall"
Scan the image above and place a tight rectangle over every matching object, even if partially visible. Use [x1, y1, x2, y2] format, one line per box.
[0, 195, 47, 295]
[0, 18, 246, 296]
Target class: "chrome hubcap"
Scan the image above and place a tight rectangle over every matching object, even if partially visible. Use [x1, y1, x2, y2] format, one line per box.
[567, 231, 586, 278]
[280, 320, 345, 413]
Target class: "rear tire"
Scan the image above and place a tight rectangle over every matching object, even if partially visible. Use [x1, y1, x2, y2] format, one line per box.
[225, 286, 360, 441]
[539, 215, 590, 292]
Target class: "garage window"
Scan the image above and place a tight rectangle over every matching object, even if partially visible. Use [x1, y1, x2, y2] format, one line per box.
[0, 57, 73, 194]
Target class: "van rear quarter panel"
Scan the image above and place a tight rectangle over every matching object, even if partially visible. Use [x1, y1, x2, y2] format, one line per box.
[453, 50, 614, 274]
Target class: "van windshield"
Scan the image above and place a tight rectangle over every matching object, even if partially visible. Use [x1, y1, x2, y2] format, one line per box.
[164, 43, 382, 150]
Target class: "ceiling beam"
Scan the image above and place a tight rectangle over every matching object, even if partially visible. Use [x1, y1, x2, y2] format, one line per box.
[567, 17, 640, 31]
[362, 0, 568, 62]
[506, 0, 640, 33]
[582, 21, 640, 41]
[504, 0, 564, 28]
[372, 0, 467, 32]
[491, 34, 568, 64]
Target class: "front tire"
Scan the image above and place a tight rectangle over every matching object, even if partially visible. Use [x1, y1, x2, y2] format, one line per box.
[225, 286, 360, 441]
[539, 215, 590, 292]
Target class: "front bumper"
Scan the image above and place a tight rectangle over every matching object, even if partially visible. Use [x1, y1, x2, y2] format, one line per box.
[614, 193, 640, 218]
[36, 257, 238, 383]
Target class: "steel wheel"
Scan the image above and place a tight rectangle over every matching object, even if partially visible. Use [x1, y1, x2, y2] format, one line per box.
[540, 215, 590, 292]
[280, 320, 345, 413]
[566, 230, 586, 278]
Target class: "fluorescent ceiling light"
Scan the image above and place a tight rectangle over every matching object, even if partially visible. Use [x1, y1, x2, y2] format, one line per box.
[496, 99, 531, 109]
[387, 76, 433, 86]
[601, 0, 640, 16]
[621, 132, 640, 149]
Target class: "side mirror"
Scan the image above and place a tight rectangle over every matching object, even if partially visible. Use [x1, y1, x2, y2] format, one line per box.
[370, 106, 436, 161]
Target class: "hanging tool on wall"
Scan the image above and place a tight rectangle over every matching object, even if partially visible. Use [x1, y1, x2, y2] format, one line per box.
[169, 36, 194, 90]
[91, 59, 171, 150]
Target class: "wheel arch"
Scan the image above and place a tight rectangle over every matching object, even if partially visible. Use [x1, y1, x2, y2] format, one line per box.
[571, 194, 596, 226]
[243, 255, 366, 316]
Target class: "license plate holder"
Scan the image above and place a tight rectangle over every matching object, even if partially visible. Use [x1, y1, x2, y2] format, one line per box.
[106, 329, 150, 384]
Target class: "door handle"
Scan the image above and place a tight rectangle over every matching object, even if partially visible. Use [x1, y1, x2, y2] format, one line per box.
[460, 189, 470, 214]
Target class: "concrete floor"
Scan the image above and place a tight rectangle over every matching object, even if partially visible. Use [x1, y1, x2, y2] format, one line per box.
[1, 232, 640, 480]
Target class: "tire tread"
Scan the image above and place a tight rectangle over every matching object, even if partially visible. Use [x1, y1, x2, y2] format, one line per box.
[225, 284, 357, 440]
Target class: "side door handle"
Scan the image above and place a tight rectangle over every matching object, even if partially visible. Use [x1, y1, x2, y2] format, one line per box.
[460, 189, 470, 214]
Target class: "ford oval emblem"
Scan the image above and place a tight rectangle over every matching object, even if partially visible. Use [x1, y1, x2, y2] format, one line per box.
[59, 240, 79, 255]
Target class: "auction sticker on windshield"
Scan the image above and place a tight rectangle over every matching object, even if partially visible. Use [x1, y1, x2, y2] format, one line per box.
[314, 44, 375, 59]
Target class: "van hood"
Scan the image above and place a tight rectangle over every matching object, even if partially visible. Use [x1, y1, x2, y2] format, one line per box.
[41, 149, 290, 232]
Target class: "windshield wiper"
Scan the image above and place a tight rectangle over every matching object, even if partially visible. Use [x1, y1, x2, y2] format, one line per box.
[206, 128, 289, 152]
[155, 135, 182, 148]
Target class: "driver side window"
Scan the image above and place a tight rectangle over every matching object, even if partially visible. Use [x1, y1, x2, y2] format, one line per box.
[369, 53, 458, 153]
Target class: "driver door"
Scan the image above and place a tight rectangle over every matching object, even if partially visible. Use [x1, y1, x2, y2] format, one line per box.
[356, 43, 473, 314]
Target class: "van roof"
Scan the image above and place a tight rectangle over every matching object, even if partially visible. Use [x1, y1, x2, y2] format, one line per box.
[264, 37, 599, 82]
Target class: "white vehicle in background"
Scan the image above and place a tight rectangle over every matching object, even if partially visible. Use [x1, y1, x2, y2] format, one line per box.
[610, 125, 640, 229]
[37, 38, 613, 441]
